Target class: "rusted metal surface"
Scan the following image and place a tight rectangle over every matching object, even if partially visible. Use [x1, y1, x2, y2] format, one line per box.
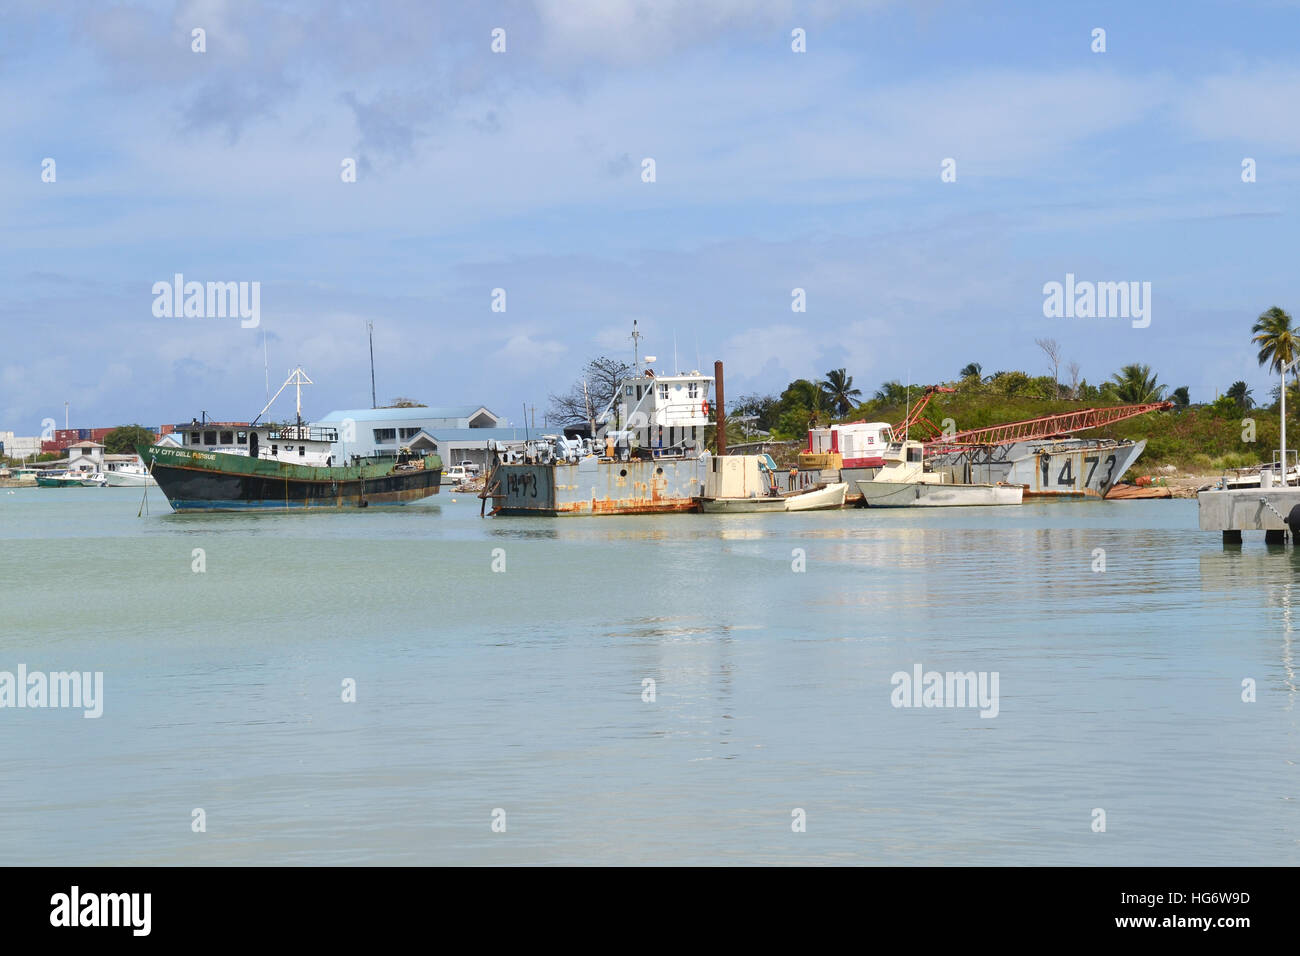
[492, 456, 706, 516]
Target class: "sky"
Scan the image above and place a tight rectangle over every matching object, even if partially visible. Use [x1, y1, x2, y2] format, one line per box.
[2, 0, 1299, 433]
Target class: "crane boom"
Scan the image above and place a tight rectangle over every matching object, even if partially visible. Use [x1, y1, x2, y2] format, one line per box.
[926, 401, 1172, 450]
[893, 385, 956, 441]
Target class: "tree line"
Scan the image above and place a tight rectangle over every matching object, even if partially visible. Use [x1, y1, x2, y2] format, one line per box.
[544, 306, 1296, 441]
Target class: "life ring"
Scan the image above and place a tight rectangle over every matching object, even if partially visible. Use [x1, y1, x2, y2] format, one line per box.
[702, 400, 710, 416]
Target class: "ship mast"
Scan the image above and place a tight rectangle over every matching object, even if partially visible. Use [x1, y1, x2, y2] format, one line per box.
[251, 366, 314, 431]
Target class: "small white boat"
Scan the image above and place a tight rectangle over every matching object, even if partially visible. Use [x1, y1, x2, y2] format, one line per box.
[856, 440, 1022, 507]
[103, 461, 158, 487]
[81, 472, 108, 487]
[701, 482, 848, 513]
[698, 454, 848, 512]
[442, 464, 470, 486]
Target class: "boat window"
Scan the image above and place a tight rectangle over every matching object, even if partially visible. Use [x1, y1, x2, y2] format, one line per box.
[658, 385, 668, 399]
[299, 446, 305, 456]
[237, 432, 247, 444]
[271, 445, 278, 456]
[220, 431, 233, 445]
[203, 430, 217, 445]
[625, 385, 634, 396]
[688, 383, 699, 398]
[908, 446, 923, 463]
[190, 432, 199, 444]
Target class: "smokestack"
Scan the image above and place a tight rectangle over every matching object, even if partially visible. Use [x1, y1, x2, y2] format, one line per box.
[714, 360, 726, 456]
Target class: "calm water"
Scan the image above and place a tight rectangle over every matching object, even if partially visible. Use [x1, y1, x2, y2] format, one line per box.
[1, 486, 1296, 865]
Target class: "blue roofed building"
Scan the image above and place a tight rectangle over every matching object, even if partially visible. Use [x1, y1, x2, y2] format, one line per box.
[313, 405, 531, 469]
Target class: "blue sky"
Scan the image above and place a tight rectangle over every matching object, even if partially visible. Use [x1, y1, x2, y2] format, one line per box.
[2, 0, 1299, 432]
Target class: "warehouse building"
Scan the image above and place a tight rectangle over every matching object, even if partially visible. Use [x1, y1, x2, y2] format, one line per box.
[312, 406, 530, 470]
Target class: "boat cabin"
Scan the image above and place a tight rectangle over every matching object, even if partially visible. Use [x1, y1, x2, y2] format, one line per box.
[874, 439, 945, 484]
[597, 368, 714, 459]
[801, 421, 893, 469]
[164, 421, 342, 466]
[703, 454, 779, 499]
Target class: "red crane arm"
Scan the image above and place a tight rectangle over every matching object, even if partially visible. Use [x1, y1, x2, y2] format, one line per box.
[893, 386, 957, 441]
[925, 401, 1172, 449]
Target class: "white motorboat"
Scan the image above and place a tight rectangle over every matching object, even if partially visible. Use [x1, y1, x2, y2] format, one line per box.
[857, 440, 1022, 507]
[81, 472, 108, 487]
[103, 461, 158, 487]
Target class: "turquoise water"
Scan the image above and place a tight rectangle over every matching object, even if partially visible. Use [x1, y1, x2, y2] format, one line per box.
[1, 486, 1295, 865]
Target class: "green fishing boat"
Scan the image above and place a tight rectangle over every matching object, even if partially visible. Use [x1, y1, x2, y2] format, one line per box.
[138, 366, 442, 512]
[36, 472, 86, 488]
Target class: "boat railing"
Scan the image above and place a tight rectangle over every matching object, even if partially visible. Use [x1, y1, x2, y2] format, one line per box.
[267, 425, 340, 443]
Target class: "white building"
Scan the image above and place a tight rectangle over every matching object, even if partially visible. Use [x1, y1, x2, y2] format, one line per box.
[65, 440, 105, 474]
[314, 405, 528, 469]
[0, 431, 43, 460]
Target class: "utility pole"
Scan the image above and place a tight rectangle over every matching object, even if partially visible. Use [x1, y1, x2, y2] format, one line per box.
[368, 321, 377, 409]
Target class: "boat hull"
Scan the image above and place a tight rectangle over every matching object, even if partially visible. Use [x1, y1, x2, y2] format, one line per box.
[141, 446, 442, 512]
[491, 457, 704, 516]
[856, 479, 1023, 507]
[784, 481, 848, 511]
[35, 475, 85, 488]
[699, 496, 786, 513]
[103, 470, 157, 487]
[700, 481, 849, 513]
[928, 439, 1146, 498]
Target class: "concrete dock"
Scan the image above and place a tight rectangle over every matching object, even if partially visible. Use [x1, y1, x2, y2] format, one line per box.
[1198, 486, 1300, 543]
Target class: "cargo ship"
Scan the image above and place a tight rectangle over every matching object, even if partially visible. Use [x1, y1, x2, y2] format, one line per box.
[139, 367, 442, 512]
[484, 361, 716, 516]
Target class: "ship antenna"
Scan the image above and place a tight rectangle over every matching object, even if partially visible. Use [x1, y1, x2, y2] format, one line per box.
[631, 320, 642, 375]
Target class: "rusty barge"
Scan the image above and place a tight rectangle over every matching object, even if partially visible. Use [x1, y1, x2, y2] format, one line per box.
[483, 361, 717, 516]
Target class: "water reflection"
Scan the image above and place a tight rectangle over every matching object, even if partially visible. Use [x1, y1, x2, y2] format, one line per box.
[1199, 548, 1300, 707]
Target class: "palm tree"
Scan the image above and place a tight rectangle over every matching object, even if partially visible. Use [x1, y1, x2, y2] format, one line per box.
[1108, 364, 1166, 403]
[819, 368, 862, 416]
[959, 362, 982, 380]
[873, 380, 910, 405]
[1252, 306, 1299, 391]
[1226, 380, 1253, 409]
